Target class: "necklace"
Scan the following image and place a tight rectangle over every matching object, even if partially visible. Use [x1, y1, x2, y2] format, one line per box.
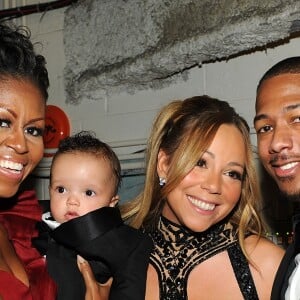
[148, 216, 239, 300]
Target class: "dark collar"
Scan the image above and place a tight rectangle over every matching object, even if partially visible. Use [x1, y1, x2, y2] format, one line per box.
[293, 214, 300, 253]
[50, 206, 123, 248]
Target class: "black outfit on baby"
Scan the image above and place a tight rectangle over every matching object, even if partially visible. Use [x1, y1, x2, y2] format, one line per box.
[44, 206, 153, 300]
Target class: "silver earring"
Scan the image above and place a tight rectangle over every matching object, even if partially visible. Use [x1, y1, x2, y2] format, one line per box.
[159, 177, 166, 186]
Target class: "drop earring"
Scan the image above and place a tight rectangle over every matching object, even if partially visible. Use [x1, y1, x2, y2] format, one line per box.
[159, 177, 166, 186]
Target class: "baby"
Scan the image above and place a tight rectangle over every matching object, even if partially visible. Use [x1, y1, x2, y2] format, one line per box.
[42, 131, 152, 300]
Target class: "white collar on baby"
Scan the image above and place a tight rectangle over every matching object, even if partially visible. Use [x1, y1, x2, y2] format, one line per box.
[42, 211, 61, 230]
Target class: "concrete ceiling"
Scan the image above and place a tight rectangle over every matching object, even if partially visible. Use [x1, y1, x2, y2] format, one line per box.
[63, 0, 300, 104]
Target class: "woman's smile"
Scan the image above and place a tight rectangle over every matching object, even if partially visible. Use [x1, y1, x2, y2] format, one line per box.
[187, 195, 216, 211]
[161, 124, 245, 232]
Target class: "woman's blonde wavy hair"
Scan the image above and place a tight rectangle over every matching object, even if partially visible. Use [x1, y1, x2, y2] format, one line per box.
[121, 95, 265, 259]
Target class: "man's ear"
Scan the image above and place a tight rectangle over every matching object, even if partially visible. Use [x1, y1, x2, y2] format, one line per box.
[157, 149, 169, 178]
[109, 195, 119, 207]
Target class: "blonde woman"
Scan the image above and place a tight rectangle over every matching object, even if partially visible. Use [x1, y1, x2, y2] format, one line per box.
[121, 95, 284, 300]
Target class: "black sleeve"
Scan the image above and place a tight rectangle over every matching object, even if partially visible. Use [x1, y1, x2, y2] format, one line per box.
[108, 231, 153, 300]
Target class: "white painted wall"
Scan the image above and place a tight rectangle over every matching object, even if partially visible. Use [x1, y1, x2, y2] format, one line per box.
[25, 7, 300, 146]
[19, 5, 300, 202]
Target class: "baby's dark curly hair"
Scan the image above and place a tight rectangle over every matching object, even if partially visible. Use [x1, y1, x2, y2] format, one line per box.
[0, 22, 49, 100]
[51, 131, 122, 194]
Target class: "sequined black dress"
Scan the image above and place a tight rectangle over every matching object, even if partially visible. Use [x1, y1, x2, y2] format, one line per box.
[147, 216, 259, 300]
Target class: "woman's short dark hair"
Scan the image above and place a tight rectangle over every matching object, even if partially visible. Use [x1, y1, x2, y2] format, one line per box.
[0, 22, 49, 100]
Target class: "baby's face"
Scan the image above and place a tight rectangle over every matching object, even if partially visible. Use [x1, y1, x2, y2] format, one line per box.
[49, 152, 117, 223]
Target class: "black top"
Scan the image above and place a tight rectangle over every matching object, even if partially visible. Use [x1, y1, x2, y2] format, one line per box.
[271, 214, 300, 300]
[147, 216, 259, 300]
[45, 207, 153, 300]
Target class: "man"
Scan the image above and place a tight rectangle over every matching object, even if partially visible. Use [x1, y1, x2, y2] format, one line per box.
[254, 56, 300, 300]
